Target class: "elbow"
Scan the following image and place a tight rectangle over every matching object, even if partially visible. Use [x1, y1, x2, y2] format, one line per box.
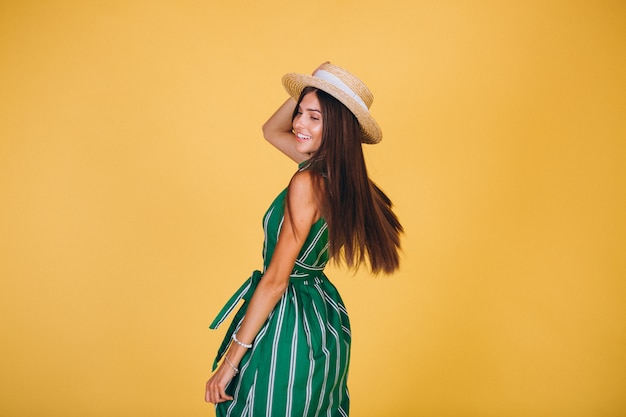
[262, 120, 292, 145]
[261, 122, 275, 144]
[257, 275, 289, 300]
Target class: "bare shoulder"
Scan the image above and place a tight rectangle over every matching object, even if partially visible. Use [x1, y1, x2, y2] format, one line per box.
[287, 169, 324, 221]
[288, 170, 316, 203]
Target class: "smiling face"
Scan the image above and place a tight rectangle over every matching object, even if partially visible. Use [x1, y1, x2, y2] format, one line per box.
[293, 90, 323, 156]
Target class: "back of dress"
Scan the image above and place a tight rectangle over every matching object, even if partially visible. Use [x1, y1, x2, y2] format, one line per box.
[210, 185, 352, 417]
[261, 187, 329, 279]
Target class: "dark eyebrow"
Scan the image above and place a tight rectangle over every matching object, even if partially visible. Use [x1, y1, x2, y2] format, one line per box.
[297, 104, 322, 114]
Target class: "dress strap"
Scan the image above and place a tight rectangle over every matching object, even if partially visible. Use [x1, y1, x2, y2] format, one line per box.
[209, 270, 262, 370]
[209, 270, 262, 330]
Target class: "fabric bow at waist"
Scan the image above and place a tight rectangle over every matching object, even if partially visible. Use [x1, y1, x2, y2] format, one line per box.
[208, 268, 326, 370]
[210, 270, 262, 331]
[209, 270, 262, 370]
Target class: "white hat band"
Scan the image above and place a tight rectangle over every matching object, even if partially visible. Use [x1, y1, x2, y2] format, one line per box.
[314, 69, 368, 110]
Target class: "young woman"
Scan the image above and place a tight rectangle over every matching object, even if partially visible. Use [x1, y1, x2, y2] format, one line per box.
[205, 62, 402, 417]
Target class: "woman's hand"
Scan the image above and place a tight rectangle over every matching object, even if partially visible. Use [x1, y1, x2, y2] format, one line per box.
[312, 61, 330, 75]
[205, 361, 236, 404]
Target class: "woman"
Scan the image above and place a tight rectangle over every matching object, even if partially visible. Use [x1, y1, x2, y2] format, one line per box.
[205, 62, 402, 416]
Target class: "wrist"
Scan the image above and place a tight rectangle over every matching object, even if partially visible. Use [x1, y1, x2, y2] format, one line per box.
[232, 333, 253, 349]
[223, 356, 239, 374]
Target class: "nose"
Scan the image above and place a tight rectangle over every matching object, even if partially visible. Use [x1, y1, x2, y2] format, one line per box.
[293, 114, 305, 131]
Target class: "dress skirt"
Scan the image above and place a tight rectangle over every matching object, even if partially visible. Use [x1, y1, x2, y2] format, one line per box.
[210, 185, 351, 417]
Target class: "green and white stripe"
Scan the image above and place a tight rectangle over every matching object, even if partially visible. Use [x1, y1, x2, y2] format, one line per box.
[210, 187, 351, 416]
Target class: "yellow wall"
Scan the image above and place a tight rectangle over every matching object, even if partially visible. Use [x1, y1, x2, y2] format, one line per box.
[1, 1, 624, 416]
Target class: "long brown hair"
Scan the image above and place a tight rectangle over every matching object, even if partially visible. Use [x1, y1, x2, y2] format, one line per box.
[289, 87, 403, 274]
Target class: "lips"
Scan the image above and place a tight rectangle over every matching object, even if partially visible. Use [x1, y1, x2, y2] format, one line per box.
[296, 133, 312, 141]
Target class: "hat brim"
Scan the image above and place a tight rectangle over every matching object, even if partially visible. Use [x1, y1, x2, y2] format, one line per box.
[282, 73, 382, 144]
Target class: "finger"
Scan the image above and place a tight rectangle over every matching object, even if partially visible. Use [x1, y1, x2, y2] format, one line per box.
[205, 381, 212, 403]
[216, 387, 227, 402]
[207, 381, 220, 404]
[218, 383, 233, 402]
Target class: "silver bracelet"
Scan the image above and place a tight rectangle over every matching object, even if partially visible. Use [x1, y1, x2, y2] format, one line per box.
[232, 333, 252, 349]
[224, 356, 239, 374]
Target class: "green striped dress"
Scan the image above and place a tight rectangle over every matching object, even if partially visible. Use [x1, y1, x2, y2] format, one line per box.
[209, 171, 351, 417]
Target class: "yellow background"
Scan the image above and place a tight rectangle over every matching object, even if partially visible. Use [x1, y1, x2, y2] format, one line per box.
[1, 1, 624, 416]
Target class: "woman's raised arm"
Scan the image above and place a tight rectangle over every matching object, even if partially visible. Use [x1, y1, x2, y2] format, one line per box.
[262, 62, 329, 163]
[261, 98, 309, 163]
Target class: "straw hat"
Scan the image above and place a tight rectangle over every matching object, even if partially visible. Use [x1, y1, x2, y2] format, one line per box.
[282, 63, 382, 144]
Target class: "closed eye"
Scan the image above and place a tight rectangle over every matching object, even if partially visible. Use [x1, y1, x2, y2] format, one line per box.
[305, 109, 321, 121]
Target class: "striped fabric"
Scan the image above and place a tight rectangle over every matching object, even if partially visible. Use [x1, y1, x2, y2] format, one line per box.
[210, 185, 351, 417]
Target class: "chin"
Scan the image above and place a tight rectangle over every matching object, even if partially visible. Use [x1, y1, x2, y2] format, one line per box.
[297, 145, 316, 155]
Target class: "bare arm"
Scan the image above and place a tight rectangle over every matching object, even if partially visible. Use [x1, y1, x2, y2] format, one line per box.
[262, 98, 310, 163]
[205, 171, 321, 403]
[262, 62, 329, 163]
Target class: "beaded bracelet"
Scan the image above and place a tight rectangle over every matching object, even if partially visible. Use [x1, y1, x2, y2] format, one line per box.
[232, 333, 253, 349]
[224, 356, 239, 375]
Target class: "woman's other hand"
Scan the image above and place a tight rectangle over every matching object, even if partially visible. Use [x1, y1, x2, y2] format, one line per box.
[204, 362, 236, 404]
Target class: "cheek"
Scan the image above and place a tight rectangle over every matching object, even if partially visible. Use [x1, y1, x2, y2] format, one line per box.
[314, 124, 323, 140]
